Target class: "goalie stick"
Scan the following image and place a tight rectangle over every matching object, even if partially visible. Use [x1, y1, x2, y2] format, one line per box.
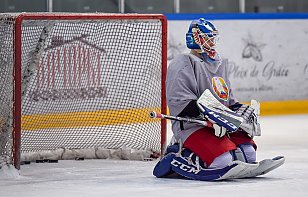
[150, 89, 260, 136]
[149, 111, 212, 127]
[149, 111, 243, 134]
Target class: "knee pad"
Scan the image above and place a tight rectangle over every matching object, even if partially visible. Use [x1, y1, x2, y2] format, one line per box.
[240, 144, 256, 163]
[208, 151, 233, 169]
[232, 144, 256, 163]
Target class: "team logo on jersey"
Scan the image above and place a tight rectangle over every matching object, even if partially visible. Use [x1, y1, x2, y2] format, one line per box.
[211, 77, 229, 101]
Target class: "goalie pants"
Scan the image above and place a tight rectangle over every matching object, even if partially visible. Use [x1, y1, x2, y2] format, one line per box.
[183, 127, 257, 167]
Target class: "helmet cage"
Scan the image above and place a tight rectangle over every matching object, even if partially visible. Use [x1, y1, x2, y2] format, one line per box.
[191, 26, 219, 54]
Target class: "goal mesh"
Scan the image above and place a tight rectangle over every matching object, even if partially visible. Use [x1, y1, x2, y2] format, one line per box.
[0, 13, 167, 169]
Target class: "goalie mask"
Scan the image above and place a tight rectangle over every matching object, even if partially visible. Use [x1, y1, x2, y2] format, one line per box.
[186, 18, 221, 63]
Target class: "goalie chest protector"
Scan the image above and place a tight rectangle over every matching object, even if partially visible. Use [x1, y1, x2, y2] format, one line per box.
[166, 53, 238, 142]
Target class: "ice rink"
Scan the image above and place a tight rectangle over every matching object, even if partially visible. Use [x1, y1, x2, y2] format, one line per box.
[1, 114, 308, 197]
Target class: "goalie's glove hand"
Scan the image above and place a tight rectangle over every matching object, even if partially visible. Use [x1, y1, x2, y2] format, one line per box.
[230, 103, 261, 137]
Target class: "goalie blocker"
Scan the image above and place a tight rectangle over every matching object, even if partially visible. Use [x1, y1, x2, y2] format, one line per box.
[196, 89, 261, 138]
[198, 90, 243, 131]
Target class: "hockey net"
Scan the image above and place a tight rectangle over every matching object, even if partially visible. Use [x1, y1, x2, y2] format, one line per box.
[0, 13, 167, 169]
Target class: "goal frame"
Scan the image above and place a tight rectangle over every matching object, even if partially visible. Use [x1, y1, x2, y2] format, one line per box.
[11, 13, 167, 169]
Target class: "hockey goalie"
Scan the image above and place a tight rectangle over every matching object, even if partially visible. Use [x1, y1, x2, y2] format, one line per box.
[152, 18, 284, 181]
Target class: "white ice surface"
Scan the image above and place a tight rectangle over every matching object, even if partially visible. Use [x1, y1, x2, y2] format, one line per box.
[1, 114, 308, 197]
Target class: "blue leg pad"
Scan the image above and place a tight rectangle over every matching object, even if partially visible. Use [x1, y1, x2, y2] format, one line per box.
[170, 156, 238, 181]
[153, 153, 176, 178]
[154, 149, 241, 181]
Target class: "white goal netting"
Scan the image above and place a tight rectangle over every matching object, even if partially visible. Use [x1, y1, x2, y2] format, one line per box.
[0, 13, 166, 169]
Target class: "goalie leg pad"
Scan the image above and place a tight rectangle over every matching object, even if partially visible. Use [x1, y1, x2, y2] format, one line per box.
[153, 153, 176, 178]
[154, 147, 260, 181]
[170, 154, 242, 181]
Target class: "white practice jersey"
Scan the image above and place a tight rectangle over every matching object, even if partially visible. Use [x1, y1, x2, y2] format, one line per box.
[166, 53, 238, 142]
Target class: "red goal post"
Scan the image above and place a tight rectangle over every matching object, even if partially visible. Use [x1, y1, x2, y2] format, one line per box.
[0, 13, 167, 170]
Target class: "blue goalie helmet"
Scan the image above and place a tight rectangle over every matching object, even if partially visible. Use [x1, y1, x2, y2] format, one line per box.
[186, 18, 219, 51]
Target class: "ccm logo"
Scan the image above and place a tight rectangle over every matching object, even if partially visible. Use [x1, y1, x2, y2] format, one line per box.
[208, 111, 238, 130]
[171, 159, 200, 174]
